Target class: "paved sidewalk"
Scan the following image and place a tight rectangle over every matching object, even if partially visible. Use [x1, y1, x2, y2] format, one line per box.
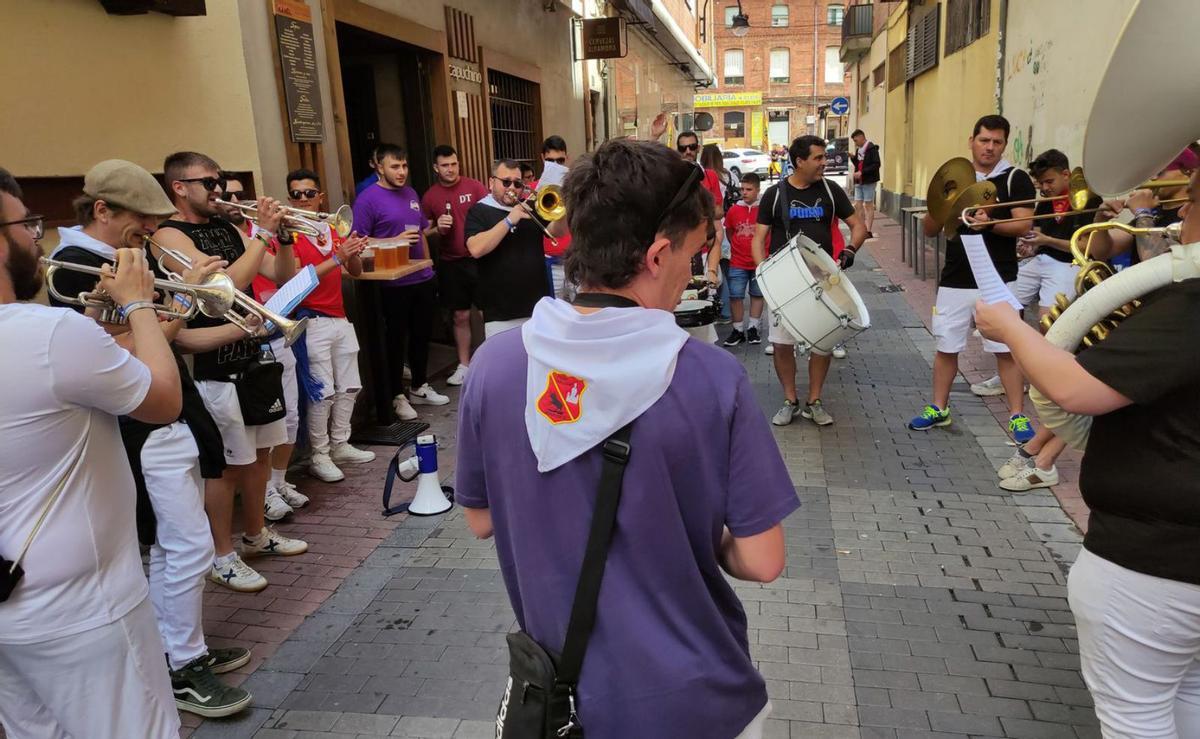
[190, 243, 1097, 739]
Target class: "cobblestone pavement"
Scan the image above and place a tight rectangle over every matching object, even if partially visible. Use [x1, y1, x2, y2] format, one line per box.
[190, 227, 1098, 739]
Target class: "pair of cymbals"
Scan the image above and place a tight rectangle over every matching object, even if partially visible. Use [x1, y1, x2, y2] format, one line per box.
[927, 157, 998, 236]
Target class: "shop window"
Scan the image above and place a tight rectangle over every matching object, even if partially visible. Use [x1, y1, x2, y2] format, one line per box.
[724, 111, 746, 139]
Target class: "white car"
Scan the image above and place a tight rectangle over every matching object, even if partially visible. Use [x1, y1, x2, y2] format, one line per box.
[722, 148, 772, 179]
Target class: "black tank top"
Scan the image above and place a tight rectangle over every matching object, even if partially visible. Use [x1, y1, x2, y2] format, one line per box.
[158, 217, 258, 380]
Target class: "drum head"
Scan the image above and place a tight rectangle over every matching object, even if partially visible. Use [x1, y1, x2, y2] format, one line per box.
[674, 299, 710, 314]
[795, 245, 869, 330]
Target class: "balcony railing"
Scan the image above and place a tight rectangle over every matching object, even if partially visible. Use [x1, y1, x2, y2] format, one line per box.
[842, 3, 874, 41]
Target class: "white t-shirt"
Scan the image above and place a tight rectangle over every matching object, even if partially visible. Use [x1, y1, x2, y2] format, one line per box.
[0, 304, 152, 644]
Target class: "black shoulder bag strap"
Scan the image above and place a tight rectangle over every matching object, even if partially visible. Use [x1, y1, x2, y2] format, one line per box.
[555, 422, 633, 724]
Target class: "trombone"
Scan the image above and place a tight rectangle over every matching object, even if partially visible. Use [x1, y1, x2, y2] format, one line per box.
[41, 254, 238, 324]
[221, 200, 354, 239]
[517, 184, 565, 246]
[147, 237, 310, 346]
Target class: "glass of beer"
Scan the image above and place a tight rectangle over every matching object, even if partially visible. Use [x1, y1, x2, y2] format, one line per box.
[361, 247, 376, 272]
[375, 243, 397, 271]
[398, 224, 417, 266]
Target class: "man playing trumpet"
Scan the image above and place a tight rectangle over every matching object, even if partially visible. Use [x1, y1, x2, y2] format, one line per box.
[153, 151, 308, 594]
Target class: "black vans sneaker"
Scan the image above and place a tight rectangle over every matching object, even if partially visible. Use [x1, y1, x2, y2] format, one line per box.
[171, 657, 253, 718]
[722, 329, 746, 347]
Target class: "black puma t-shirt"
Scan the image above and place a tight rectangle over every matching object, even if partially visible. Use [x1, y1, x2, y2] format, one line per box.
[757, 177, 855, 256]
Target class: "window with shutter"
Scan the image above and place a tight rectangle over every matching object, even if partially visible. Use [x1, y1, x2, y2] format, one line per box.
[771, 4, 789, 27]
[770, 48, 790, 83]
[946, 0, 991, 55]
[723, 49, 744, 85]
[905, 9, 939, 80]
[825, 46, 844, 84]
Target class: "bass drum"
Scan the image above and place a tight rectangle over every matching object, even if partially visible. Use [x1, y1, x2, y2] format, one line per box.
[756, 234, 871, 353]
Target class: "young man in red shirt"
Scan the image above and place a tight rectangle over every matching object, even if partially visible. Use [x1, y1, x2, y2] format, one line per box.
[722, 173, 764, 346]
[421, 145, 487, 387]
[539, 135, 574, 299]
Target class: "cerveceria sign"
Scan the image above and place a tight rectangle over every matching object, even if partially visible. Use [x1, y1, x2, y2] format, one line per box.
[580, 17, 627, 60]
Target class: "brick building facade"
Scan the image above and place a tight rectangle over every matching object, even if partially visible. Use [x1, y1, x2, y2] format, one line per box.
[708, 0, 850, 150]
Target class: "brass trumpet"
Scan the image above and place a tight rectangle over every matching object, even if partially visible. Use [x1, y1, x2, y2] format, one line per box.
[220, 201, 354, 239]
[41, 254, 237, 323]
[147, 237, 309, 346]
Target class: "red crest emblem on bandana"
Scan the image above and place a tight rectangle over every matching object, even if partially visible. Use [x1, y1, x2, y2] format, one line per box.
[536, 371, 587, 425]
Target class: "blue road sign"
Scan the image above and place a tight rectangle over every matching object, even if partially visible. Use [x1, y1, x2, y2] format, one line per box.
[830, 97, 850, 116]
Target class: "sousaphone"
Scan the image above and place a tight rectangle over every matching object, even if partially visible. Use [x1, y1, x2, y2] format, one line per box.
[1032, 0, 1200, 449]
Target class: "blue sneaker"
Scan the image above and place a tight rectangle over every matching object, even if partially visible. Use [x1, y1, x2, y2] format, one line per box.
[908, 404, 951, 431]
[1008, 414, 1036, 444]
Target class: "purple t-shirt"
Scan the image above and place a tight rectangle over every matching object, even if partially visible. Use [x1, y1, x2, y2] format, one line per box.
[351, 182, 434, 286]
[456, 330, 800, 738]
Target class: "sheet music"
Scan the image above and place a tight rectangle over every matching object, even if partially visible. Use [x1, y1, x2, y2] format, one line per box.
[961, 234, 1022, 309]
[262, 265, 319, 329]
[538, 161, 568, 189]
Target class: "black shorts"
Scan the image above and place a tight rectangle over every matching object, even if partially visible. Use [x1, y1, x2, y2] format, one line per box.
[438, 257, 479, 311]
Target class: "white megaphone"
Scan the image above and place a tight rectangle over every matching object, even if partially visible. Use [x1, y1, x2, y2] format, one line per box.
[382, 434, 453, 517]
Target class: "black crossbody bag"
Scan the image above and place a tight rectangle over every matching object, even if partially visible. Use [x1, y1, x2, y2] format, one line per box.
[496, 422, 633, 739]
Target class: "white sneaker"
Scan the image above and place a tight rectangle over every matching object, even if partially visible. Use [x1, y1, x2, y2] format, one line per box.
[970, 374, 1005, 396]
[264, 490, 293, 521]
[832, 345, 847, 359]
[408, 383, 450, 406]
[331, 443, 376, 465]
[393, 395, 418, 421]
[242, 527, 308, 557]
[275, 480, 309, 508]
[997, 450, 1033, 480]
[999, 465, 1058, 492]
[764, 343, 775, 356]
[308, 453, 345, 482]
[446, 363, 469, 387]
[210, 554, 267, 592]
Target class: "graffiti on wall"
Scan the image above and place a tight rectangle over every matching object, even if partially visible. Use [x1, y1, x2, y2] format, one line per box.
[1007, 40, 1053, 81]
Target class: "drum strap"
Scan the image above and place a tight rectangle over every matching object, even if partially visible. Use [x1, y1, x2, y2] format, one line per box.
[572, 292, 639, 309]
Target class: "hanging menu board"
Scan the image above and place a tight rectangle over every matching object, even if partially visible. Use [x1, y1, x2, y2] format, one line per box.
[273, 0, 325, 143]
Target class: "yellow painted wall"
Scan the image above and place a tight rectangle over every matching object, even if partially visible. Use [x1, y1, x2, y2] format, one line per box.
[882, 0, 999, 199]
[882, 3, 908, 196]
[0, 0, 262, 181]
[1001, 0, 1135, 169]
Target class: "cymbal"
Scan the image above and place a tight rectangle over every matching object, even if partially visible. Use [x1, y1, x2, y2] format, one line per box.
[942, 181, 997, 238]
[926, 157, 977, 225]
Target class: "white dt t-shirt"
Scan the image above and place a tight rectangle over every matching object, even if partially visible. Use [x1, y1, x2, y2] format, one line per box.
[0, 304, 151, 644]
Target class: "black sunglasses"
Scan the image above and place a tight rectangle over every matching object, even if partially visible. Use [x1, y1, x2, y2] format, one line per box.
[217, 190, 243, 202]
[178, 176, 227, 193]
[491, 176, 523, 189]
[289, 189, 321, 200]
[0, 214, 45, 240]
[677, 143, 699, 153]
[653, 165, 704, 242]
[544, 156, 567, 165]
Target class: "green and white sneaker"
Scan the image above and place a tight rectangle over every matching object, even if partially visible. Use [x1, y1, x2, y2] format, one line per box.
[772, 400, 798, 426]
[801, 400, 834, 426]
[171, 656, 253, 718]
[203, 646, 251, 674]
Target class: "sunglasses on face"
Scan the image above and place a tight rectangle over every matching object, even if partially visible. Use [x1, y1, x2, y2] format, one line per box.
[179, 176, 227, 193]
[544, 156, 567, 165]
[289, 189, 320, 200]
[677, 143, 699, 153]
[492, 177, 523, 189]
[218, 190, 243, 202]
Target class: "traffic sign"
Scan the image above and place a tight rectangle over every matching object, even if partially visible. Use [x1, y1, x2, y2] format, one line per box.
[830, 97, 850, 116]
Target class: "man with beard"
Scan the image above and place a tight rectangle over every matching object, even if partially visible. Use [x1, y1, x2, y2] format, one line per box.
[46, 160, 254, 716]
[152, 151, 308, 594]
[465, 159, 568, 337]
[352, 143, 450, 421]
[421, 144, 487, 388]
[0, 167, 185, 737]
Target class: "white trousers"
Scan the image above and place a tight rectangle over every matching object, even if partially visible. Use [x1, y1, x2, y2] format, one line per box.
[1069, 547, 1200, 738]
[143, 422, 215, 670]
[0, 598, 180, 739]
[308, 392, 358, 456]
[269, 336, 300, 444]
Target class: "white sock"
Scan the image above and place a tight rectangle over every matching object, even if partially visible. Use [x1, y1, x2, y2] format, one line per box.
[270, 467, 286, 487]
[214, 551, 238, 569]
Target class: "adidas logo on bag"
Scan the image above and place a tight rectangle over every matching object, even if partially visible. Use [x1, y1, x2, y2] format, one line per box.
[268, 399, 284, 413]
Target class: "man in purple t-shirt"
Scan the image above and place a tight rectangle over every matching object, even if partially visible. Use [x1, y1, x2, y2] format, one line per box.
[457, 139, 799, 738]
[351, 143, 449, 421]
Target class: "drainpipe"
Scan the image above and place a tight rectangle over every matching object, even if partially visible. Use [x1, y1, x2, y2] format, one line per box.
[995, 0, 1008, 113]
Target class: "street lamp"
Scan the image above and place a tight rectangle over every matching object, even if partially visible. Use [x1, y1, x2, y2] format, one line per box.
[731, 0, 750, 37]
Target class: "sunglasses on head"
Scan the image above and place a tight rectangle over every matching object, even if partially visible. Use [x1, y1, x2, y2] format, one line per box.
[677, 143, 699, 153]
[544, 156, 566, 165]
[179, 176, 227, 193]
[289, 189, 320, 200]
[492, 176, 523, 189]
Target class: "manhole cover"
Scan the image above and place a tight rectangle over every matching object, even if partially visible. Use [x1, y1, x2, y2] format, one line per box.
[878, 284, 905, 293]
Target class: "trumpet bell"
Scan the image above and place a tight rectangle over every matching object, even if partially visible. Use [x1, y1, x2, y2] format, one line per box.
[277, 316, 308, 347]
[324, 204, 354, 239]
[926, 157, 977, 226]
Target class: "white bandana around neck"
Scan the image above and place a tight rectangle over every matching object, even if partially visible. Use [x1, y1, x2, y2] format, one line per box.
[479, 194, 514, 212]
[977, 159, 1014, 182]
[522, 296, 689, 472]
[51, 226, 117, 260]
